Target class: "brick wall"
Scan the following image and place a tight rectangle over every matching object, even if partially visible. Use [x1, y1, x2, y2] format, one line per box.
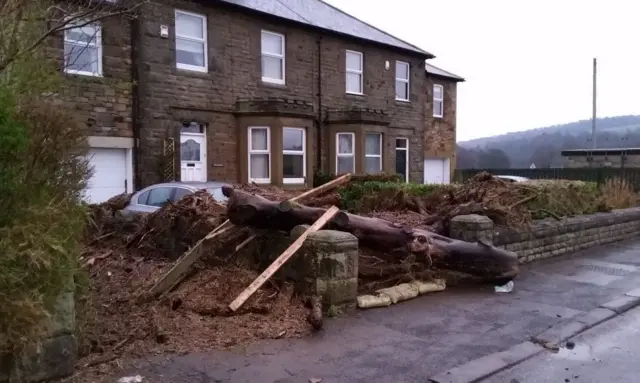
[135, 1, 428, 187]
[425, 76, 457, 175]
[449, 209, 640, 263]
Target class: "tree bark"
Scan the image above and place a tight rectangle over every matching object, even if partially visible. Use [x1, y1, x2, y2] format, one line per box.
[222, 186, 519, 285]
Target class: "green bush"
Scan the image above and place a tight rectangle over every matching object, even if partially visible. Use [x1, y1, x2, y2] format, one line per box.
[339, 181, 457, 212]
[0, 96, 90, 355]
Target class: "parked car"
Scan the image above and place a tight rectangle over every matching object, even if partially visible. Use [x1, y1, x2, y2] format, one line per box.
[121, 181, 230, 215]
[494, 175, 530, 183]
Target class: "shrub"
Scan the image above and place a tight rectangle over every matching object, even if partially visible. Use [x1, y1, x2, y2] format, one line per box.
[0, 95, 90, 355]
[599, 177, 639, 210]
[339, 181, 457, 212]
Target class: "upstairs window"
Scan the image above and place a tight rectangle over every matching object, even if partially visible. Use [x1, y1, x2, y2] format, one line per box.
[261, 30, 285, 84]
[433, 84, 444, 118]
[64, 21, 102, 76]
[395, 61, 410, 101]
[175, 10, 207, 72]
[346, 50, 363, 94]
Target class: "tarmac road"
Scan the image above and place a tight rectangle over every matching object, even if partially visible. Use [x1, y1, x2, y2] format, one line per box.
[110, 239, 640, 383]
[485, 304, 640, 383]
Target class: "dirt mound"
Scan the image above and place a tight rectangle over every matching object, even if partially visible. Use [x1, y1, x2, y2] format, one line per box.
[76, 249, 311, 380]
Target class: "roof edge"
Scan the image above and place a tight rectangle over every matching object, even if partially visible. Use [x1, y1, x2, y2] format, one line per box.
[425, 62, 465, 82]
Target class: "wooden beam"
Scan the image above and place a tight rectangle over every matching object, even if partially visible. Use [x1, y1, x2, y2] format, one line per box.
[148, 225, 233, 296]
[228, 206, 341, 312]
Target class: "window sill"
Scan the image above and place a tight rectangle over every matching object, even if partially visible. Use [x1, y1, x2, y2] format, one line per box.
[395, 99, 411, 106]
[346, 91, 365, 97]
[174, 67, 209, 78]
[433, 115, 444, 119]
[64, 70, 103, 78]
[283, 178, 305, 185]
[260, 80, 288, 89]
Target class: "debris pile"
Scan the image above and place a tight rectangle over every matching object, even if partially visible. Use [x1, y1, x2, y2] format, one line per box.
[79, 172, 609, 378]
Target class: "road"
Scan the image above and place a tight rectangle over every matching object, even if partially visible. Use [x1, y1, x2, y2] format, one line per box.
[485, 305, 640, 383]
[108, 239, 640, 383]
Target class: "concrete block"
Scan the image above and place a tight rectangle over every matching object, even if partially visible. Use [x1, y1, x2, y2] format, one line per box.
[533, 319, 588, 344]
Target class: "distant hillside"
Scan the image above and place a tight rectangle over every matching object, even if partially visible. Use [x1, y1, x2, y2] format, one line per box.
[457, 115, 640, 169]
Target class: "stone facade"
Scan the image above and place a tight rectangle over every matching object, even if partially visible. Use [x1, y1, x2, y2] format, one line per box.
[450, 209, 640, 263]
[50, 15, 134, 138]
[134, 0, 429, 187]
[424, 75, 458, 177]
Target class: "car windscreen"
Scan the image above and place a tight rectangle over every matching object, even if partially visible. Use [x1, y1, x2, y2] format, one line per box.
[207, 187, 228, 202]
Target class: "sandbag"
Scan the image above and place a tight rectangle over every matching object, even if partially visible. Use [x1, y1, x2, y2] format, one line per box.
[376, 283, 419, 304]
[410, 279, 446, 295]
[357, 293, 392, 308]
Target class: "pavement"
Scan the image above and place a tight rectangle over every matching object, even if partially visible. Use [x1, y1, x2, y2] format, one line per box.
[115, 239, 640, 383]
[485, 304, 640, 382]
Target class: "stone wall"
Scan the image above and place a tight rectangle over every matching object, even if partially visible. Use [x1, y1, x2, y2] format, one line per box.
[1, 288, 76, 383]
[449, 208, 640, 262]
[259, 226, 359, 312]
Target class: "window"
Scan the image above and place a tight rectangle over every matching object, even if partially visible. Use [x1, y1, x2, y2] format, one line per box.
[336, 133, 355, 174]
[146, 187, 174, 207]
[395, 138, 409, 182]
[64, 21, 102, 76]
[395, 61, 410, 101]
[248, 127, 270, 183]
[365, 133, 382, 174]
[433, 84, 444, 118]
[172, 188, 193, 202]
[283, 127, 305, 184]
[175, 10, 207, 72]
[346, 50, 363, 94]
[261, 30, 285, 84]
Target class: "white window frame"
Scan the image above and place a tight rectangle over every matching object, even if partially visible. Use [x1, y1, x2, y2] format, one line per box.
[63, 20, 103, 77]
[282, 127, 305, 184]
[261, 30, 286, 85]
[336, 132, 355, 174]
[395, 137, 409, 182]
[345, 50, 364, 95]
[175, 10, 208, 73]
[365, 133, 383, 173]
[248, 126, 271, 184]
[395, 61, 410, 102]
[433, 84, 444, 118]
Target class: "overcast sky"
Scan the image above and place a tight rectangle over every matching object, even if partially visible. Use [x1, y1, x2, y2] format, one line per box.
[325, 0, 640, 141]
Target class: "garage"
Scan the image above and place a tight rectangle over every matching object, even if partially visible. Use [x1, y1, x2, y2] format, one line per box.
[423, 158, 451, 184]
[85, 147, 128, 203]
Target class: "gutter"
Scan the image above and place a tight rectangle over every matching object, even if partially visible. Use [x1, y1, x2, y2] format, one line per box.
[316, 35, 323, 171]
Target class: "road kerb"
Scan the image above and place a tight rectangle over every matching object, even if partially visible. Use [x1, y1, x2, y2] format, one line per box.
[429, 289, 640, 383]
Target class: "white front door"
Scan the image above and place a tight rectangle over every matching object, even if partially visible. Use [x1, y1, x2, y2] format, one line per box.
[423, 158, 451, 184]
[180, 124, 207, 182]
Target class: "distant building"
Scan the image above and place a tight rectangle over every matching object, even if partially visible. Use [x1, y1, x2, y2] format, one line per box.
[561, 148, 640, 168]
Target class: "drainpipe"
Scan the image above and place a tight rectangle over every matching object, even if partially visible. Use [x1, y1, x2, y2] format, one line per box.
[315, 35, 323, 171]
[130, 13, 142, 190]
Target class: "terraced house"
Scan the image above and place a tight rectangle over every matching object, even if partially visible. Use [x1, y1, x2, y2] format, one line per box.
[55, 0, 463, 203]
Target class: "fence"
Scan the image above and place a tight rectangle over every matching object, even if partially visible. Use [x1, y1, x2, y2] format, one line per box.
[454, 168, 640, 189]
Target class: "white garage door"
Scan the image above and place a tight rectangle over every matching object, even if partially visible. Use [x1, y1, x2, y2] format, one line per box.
[85, 148, 127, 203]
[424, 158, 451, 184]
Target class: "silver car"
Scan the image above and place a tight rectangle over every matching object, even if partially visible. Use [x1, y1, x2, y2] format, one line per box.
[495, 175, 530, 183]
[121, 181, 230, 215]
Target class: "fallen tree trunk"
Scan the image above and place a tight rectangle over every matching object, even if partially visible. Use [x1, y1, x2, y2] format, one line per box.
[222, 186, 519, 285]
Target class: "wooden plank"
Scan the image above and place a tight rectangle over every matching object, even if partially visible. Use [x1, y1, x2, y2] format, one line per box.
[148, 224, 233, 296]
[228, 206, 340, 312]
[289, 173, 351, 202]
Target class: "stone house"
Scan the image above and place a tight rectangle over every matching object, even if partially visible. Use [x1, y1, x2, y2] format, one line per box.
[53, 0, 462, 202]
[424, 63, 464, 184]
[562, 148, 640, 168]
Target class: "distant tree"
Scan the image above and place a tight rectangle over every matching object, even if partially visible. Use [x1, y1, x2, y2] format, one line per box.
[476, 148, 510, 169]
[456, 145, 478, 168]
